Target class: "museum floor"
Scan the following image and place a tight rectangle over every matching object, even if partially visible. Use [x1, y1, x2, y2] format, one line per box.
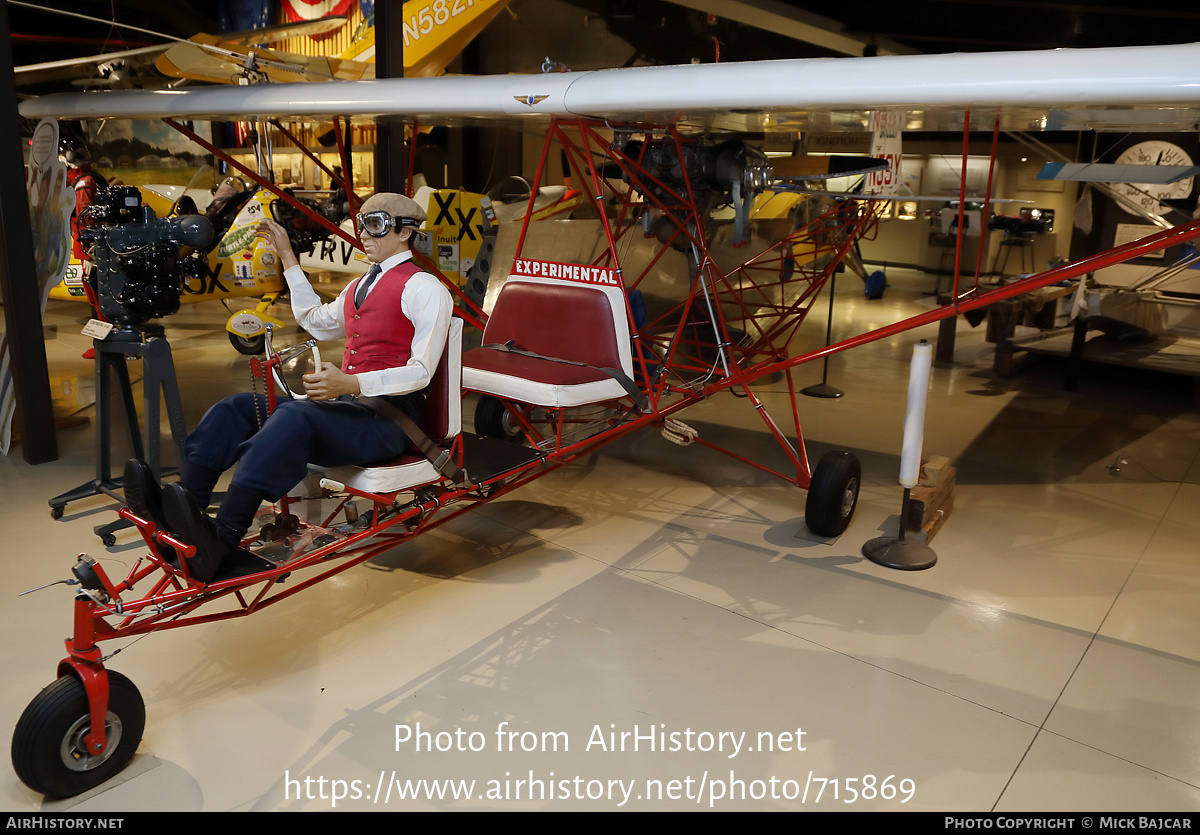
[4, 268, 1200, 811]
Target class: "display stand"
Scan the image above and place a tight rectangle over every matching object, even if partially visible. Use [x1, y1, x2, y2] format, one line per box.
[48, 325, 188, 545]
[801, 270, 845, 399]
[862, 487, 938, 571]
[991, 233, 1035, 278]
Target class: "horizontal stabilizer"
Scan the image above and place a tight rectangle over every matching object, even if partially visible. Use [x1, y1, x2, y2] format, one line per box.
[1038, 162, 1200, 184]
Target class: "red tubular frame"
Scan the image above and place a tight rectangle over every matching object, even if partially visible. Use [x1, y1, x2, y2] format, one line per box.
[50, 116, 1200, 767]
[164, 118, 360, 249]
[500, 119, 882, 484]
[162, 117, 489, 331]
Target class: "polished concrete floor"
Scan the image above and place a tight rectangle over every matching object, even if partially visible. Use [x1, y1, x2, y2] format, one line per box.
[4, 270, 1200, 811]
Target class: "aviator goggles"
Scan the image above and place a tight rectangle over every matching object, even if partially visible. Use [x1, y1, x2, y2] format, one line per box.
[357, 210, 422, 238]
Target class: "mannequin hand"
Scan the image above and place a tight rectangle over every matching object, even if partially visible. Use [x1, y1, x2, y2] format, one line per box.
[255, 219, 300, 271]
[303, 363, 361, 400]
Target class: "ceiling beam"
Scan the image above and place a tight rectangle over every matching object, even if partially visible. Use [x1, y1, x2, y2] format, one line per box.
[663, 0, 921, 57]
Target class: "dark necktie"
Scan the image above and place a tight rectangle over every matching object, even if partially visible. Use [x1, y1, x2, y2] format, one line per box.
[354, 264, 382, 308]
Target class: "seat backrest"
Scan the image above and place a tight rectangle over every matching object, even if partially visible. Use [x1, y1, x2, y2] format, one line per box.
[482, 276, 632, 374]
[419, 317, 463, 444]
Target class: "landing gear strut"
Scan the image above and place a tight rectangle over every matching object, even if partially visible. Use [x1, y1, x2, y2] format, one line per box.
[12, 671, 145, 798]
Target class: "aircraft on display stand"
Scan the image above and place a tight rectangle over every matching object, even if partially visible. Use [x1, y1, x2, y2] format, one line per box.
[11, 40, 1200, 798]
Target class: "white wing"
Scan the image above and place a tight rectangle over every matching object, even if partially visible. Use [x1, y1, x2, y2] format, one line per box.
[19, 42, 1200, 131]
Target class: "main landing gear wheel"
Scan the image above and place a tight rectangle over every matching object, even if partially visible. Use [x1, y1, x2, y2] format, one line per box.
[474, 395, 524, 442]
[11, 671, 145, 798]
[229, 331, 266, 356]
[804, 450, 861, 537]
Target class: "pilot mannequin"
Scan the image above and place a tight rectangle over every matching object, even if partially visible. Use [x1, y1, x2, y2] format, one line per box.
[127, 192, 452, 581]
[60, 134, 110, 332]
[60, 134, 108, 264]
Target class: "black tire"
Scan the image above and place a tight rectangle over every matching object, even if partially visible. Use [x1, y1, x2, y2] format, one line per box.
[229, 331, 265, 355]
[805, 450, 861, 537]
[12, 671, 145, 798]
[474, 395, 523, 442]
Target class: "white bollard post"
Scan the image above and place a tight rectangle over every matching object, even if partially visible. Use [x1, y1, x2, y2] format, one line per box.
[862, 340, 938, 570]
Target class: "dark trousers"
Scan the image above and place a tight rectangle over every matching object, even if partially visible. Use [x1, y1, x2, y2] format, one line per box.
[182, 393, 408, 539]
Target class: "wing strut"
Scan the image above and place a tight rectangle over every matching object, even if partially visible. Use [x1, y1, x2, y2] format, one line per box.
[968, 114, 1002, 297]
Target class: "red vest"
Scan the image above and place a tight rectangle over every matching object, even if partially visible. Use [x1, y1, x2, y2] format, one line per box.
[341, 262, 419, 375]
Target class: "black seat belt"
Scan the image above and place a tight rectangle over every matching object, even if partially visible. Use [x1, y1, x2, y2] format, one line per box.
[357, 395, 470, 486]
[484, 340, 649, 411]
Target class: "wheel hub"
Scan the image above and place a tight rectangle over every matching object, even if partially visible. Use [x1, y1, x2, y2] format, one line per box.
[500, 407, 522, 439]
[841, 477, 859, 517]
[61, 712, 122, 772]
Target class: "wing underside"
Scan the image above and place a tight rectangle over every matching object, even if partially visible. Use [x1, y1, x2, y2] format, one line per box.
[19, 42, 1200, 133]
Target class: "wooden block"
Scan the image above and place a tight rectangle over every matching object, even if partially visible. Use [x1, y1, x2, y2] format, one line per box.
[922, 494, 954, 543]
[908, 492, 954, 541]
[919, 455, 952, 487]
[912, 470, 954, 517]
[909, 458, 955, 538]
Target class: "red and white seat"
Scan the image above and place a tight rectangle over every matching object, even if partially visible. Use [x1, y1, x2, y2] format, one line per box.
[462, 276, 633, 407]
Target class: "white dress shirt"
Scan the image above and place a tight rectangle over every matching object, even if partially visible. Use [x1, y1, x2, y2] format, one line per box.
[284, 251, 453, 398]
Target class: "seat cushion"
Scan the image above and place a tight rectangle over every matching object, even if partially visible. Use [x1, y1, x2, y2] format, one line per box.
[462, 347, 626, 407]
[324, 452, 440, 495]
[462, 276, 633, 407]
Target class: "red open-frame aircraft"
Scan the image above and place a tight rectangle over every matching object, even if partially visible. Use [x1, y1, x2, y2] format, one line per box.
[11, 41, 1200, 797]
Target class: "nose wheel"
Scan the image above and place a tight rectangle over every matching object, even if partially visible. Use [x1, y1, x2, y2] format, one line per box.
[11, 671, 145, 798]
[229, 331, 266, 355]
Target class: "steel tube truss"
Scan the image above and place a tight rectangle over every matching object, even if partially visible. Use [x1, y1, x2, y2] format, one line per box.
[509, 119, 883, 485]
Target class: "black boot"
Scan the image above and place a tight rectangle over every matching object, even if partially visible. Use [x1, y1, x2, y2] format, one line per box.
[162, 483, 228, 582]
[216, 484, 268, 546]
[123, 459, 166, 528]
[123, 459, 173, 561]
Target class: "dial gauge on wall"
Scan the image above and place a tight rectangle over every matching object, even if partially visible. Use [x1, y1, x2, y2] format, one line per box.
[1110, 140, 1195, 215]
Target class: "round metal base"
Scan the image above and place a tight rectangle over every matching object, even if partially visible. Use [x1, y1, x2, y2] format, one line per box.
[862, 536, 937, 570]
[801, 382, 845, 399]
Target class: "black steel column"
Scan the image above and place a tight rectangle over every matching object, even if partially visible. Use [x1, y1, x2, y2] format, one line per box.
[373, 1, 407, 194]
[0, 2, 57, 464]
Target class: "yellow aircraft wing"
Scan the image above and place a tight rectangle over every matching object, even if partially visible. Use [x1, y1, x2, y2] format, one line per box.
[402, 0, 512, 78]
[156, 33, 373, 85]
[155, 1, 512, 85]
